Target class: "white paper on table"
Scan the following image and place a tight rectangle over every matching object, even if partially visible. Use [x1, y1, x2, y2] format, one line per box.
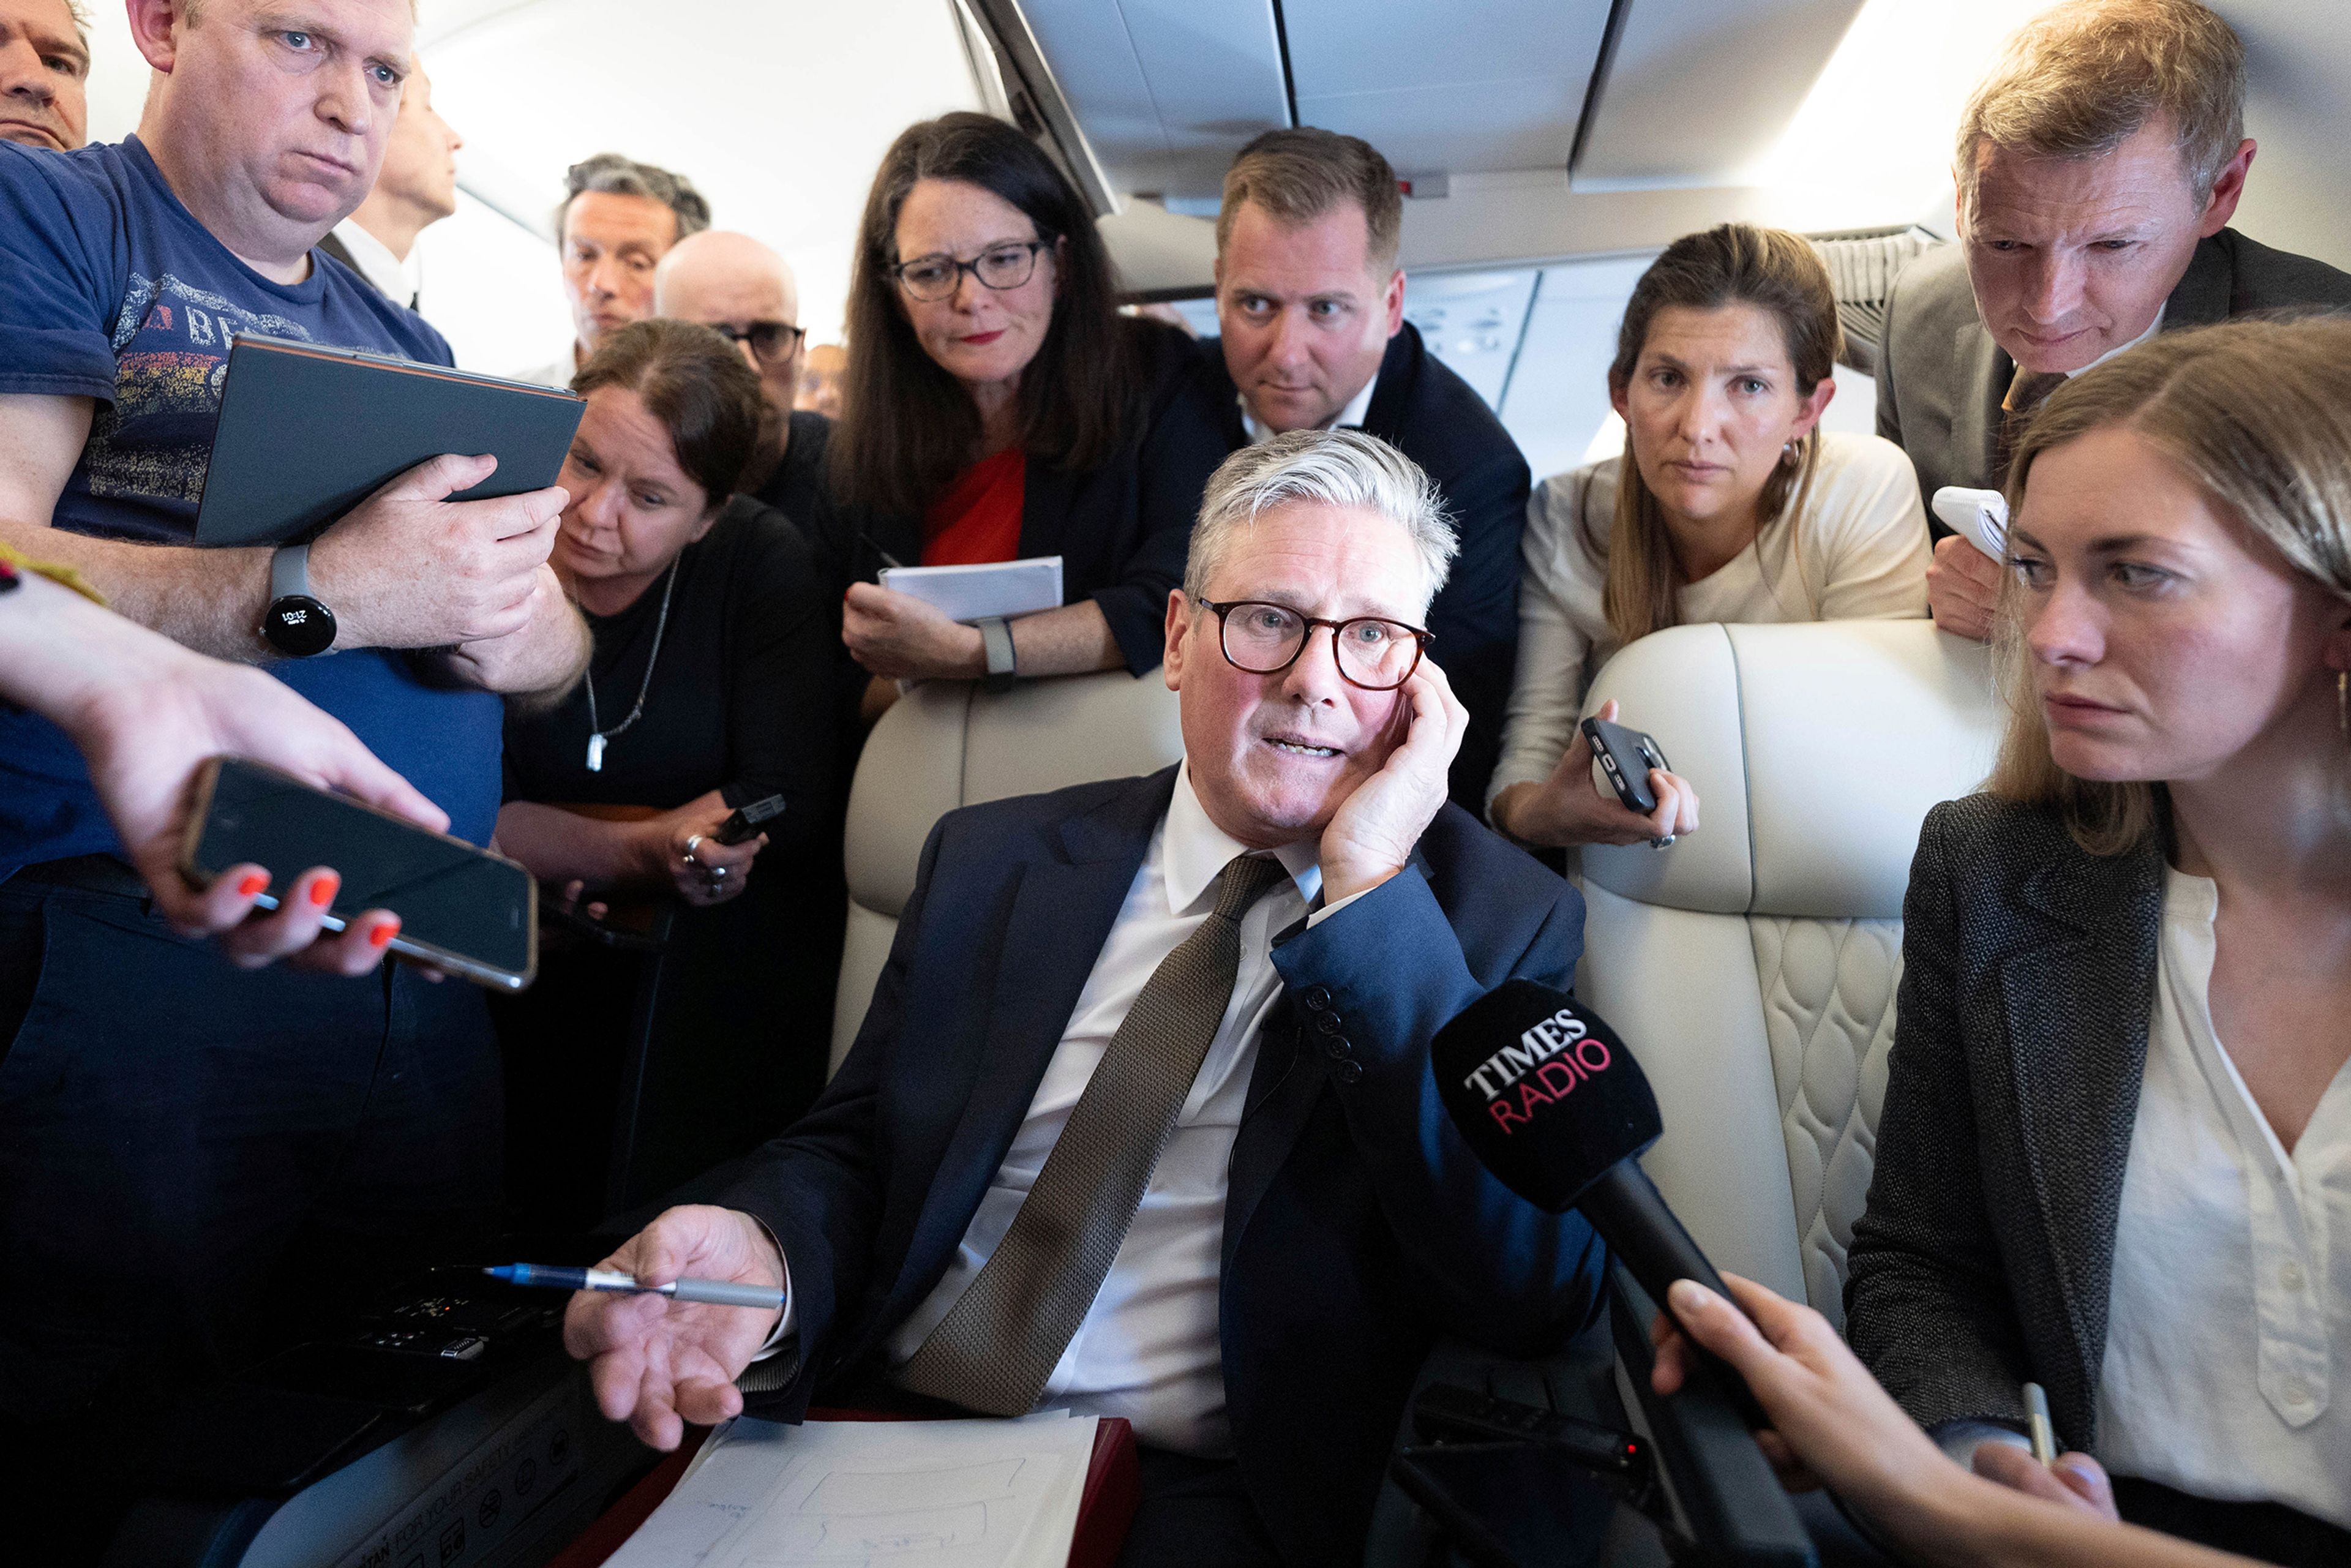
[605, 1411, 1090, 1568]
[879, 557, 1063, 624]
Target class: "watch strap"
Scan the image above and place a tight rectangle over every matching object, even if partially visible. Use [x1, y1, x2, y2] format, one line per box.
[270, 542, 312, 602]
[977, 615, 1017, 694]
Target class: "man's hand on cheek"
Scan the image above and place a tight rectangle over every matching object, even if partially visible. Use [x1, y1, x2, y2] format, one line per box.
[1317, 661, 1468, 903]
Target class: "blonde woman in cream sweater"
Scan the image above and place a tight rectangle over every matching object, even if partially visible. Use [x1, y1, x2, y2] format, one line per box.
[1490, 225, 1930, 851]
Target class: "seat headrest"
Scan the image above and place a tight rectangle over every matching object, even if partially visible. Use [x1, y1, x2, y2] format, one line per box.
[1581, 621, 2002, 919]
[844, 671, 1186, 917]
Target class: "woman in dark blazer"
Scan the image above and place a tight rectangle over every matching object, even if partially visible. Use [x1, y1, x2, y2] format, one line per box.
[1847, 318, 2351, 1567]
[817, 113, 1225, 712]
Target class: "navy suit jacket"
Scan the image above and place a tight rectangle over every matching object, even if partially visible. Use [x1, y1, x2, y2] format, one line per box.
[1162, 323, 1532, 812]
[721, 766, 1605, 1564]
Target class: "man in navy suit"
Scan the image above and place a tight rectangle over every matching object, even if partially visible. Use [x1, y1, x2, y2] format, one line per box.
[1155, 128, 1531, 814]
[566, 430, 1602, 1566]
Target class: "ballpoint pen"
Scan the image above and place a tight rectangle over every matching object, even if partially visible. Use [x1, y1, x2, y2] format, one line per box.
[484, 1262, 782, 1310]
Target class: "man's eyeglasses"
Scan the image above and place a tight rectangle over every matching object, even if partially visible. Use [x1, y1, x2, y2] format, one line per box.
[712, 321, 806, 366]
[1194, 598, 1433, 691]
[890, 241, 1051, 302]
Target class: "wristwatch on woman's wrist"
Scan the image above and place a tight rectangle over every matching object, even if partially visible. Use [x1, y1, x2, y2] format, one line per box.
[977, 615, 1017, 694]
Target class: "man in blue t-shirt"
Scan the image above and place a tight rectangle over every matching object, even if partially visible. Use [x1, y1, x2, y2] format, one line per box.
[0, 0, 590, 1517]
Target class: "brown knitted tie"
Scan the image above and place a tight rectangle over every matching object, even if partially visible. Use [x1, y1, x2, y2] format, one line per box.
[896, 852, 1290, 1416]
[1997, 363, 2067, 481]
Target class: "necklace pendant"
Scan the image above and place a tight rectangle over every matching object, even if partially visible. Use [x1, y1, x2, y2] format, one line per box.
[586, 733, 606, 773]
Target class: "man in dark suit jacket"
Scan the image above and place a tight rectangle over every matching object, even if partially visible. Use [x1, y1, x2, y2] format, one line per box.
[1155, 128, 1530, 813]
[564, 430, 1603, 1566]
[1875, 0, 2351, 640]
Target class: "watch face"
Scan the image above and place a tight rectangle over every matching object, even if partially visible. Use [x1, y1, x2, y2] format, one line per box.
[264, 595, 337, 657]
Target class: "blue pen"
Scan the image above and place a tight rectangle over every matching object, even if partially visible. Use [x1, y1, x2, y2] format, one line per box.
[484, 1262, 782, 1310]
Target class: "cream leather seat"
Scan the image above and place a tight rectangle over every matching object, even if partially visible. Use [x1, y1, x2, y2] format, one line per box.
[831, 672, 1187, 1071]
[1575, 620, 2001, 1325]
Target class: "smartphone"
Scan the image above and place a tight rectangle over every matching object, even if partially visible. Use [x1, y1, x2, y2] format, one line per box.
[1581, 716, 1671, 816]
[711, 791, 787, 846]
[181, 757, 537, 990]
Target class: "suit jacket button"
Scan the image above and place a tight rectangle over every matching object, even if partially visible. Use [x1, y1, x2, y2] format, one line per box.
[1314, 1011, 1344, 1035]
[1333, 1059, 1363, 1085]
[1323, 1037, 1350, 1060]
[1303, 985, 1333, 1011]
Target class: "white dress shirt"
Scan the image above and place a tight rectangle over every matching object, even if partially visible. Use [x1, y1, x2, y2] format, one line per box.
[762, 764, 1366, 1455]
[2095, 869, 2351, 1529]
[1240, 372, 1378, 446]
[1488, 430, 1930, 812]
[2063, 306, 2165, 380]
[326, 219, 420, 310]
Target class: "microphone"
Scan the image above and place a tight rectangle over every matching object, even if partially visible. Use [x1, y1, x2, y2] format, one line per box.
[1431, 979, 1764, 1425]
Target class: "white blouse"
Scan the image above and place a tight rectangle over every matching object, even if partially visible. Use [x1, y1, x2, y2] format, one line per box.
[1487, 430, 1930, 812]
[2095, 870, 2351, 1529]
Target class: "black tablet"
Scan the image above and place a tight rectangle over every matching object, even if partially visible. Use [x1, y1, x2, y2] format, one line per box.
[192, 333, 584, 547]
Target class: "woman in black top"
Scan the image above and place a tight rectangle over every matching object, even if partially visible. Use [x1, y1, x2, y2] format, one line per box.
[497, 319, 841, 1223]
[822, 112, 1226, 705]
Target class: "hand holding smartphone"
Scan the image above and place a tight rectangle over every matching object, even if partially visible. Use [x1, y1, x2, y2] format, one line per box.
[711, 792, 786, 847]
[1579, 713, 1689, 850]
[181, 757, 538, 989]
[1581, 716, 1671, 815]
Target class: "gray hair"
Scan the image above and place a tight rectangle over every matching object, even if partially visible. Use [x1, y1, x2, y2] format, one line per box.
[557, 153, 711, 244]
[1182, 429, 1458, 613]
[64, 0, 91, 45]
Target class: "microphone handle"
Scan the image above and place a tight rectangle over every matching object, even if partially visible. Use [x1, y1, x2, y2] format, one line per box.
[1575, 1160, 1769, 1429]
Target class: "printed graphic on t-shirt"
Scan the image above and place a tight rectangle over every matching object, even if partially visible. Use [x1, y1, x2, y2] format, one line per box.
[84, 271, 317, 506]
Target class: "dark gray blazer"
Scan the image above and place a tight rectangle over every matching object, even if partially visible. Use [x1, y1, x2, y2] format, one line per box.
[1875, 227, 2351, 510]
[1845, 792, 2165, 1451]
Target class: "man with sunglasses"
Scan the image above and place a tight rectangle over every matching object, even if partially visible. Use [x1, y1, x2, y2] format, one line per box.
[653, 229, 830, 533]
[564, 430, 1603, 1566]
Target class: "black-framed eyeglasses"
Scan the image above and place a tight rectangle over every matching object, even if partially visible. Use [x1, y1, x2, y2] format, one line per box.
[890, 239, 1052, 302]
[1195, 598, 1433, 691]
[711, 321, 806, 366]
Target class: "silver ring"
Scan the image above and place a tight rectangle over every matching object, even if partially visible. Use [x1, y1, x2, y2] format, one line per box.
[683, 833, 705, 866]
[1650, 835, 1676, 850]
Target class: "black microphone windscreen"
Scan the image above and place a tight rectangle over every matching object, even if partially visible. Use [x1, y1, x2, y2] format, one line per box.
[1430, 980, 1663, 1212]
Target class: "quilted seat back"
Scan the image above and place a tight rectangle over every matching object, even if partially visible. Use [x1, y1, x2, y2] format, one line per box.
[1573, 620, 2001, 1324]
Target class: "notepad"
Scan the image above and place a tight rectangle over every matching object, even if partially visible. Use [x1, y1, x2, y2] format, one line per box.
[880, 557, 1064, 623]
[604, 1413, 1097, 1568]
[192, 334, 585, 547]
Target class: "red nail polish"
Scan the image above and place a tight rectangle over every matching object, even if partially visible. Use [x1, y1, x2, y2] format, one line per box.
[237, 872, 269, 898]
[369, 922, 399, 949]
[309, 874, 340, 908]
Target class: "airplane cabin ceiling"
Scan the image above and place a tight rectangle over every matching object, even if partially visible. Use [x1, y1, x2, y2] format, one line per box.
[1013, 0, 1869, 204]
[1281, 0, 1614, 181]
[1009, 0, 1289, 204]
[1573, 0, 1868, 187]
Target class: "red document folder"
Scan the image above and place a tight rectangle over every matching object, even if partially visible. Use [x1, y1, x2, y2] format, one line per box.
[545, 1409, 1139, 1568]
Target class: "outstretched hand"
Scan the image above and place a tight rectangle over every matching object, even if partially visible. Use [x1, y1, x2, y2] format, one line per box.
[61, 607, 441, 972]
[562, 1205, 788, 1450]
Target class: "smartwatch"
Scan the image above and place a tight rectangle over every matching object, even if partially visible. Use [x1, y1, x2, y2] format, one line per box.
[977, 615, 1017, 695]
[261, 542, 337, 658]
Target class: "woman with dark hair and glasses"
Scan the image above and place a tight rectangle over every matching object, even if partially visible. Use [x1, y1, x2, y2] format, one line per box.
[822, 111, 1226, 708]
[492, 318, 843, 1226]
